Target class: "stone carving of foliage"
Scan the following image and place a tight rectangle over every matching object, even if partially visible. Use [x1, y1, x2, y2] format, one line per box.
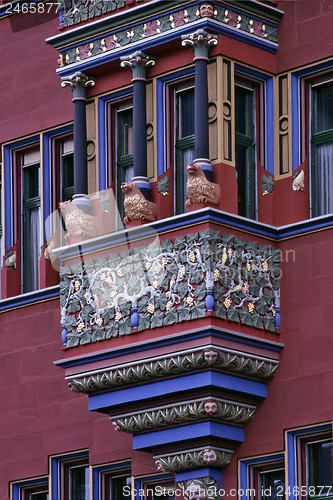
[60, 229, 280, 348]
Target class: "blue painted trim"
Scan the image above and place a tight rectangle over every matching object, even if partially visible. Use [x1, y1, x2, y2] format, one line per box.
[156, 66, 195, 177]
[51, 450, 88, 500]
[239, 451, 285, 500]
[133, 473, 174, 500]
[3, 134, 39, 251]
[291, 73, 300, 172]
[92, 460, 131, 500]
[289, 59, 333, 173]
[42, 124, 73, 228]
[0, 285, 59, 312]
[266, 77, 275, 174]
[286, 423, 332, 500]
[97, 88, 133, 192]
[234, 64, 274, 174]
[11, 476, 48, 500]
[88, 371, 266, 411]
[55, 325, 283, 370]
[133, 421, 244, 450]
[176, 468, 222, 485]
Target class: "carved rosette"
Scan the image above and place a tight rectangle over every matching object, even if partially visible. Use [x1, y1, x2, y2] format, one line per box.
[110, 397, 255, 433]
[154, 446, 233, 472]
[179, 477, 222, 500]
[61, 71, 95, 99]
[66, 346, 278, 394]
[181, 29, 218, 59]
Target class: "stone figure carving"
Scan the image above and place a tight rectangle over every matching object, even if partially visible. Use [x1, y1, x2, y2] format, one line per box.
[185, 163, 220, 207]
[199, 3, 215, 18]
[202, 449, 217, 464]
[121, 182, 157, 224]
[203, 349, 219, 364]
[59, 200, 97, 241]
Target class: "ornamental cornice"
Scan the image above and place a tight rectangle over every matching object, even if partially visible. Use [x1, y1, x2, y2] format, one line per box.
[66, 345, 278, 394]
[111, 397, 255, 433]
[52, 2, 279, 71]
[153, 446, 233, 472]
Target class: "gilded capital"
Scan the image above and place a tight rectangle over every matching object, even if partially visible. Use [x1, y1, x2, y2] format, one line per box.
[181, 29, 218, 59]
[120, 50, 155, 80]
[61, 71, 95, 99]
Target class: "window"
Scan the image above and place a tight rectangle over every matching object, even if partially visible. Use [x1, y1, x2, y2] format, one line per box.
[144, 481, 175, 500]
[259, 468, 285, 500]
[174, 83, 195, 214]
[62, 460, 90, 500]
[91, 459, 131, 500]
[306, 438, 333, 498]
[109, 100, 134, 224]
[235, 79, 256, 219]
[10, 476, 49, 500]
[58, 137, 74, 202]
[103, 471, 131, 499]
[311, 79, 333, 216]
[21, 148, 41, 293]
[51, 451, 90, 500]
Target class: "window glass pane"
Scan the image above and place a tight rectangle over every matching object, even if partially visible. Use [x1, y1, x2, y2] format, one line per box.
[118, 108, 133, 157]
[308, 440, 333, 492]
[70, 465, 90, 500]
[24, 164, 39, 200]
[235, 83, 255, 220]
[30, 492, 49, 500]
[177, 88, 194, 139]
[62, 153, 74, 201]
[260, 469, 285, 500]
[236, 85, 254, 137]
[314, 83, 333, 133]
[313, 142, 333, 216]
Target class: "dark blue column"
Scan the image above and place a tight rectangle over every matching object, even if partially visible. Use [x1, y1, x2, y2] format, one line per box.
[195, 57, 209, 161]
[61, 72, 95, 212]
[182, 30, 218, 181]
[121, 51, 155, 199]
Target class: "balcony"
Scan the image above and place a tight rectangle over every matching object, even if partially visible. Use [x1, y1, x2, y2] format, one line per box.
[54, 205, 283, 493]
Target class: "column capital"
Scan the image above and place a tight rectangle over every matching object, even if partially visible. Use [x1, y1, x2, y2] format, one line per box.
[120, 51, 155, 81]
[181, 29, 218, 60]
[61, 71, 95, 99]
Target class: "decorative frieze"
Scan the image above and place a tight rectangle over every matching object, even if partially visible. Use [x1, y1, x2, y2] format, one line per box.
[66, 345, 278, 394]
[58, 3, 278, 69]
[110, 397, 255, 433]
[154, 446, 233, 472]
[60, 229, 280, 348]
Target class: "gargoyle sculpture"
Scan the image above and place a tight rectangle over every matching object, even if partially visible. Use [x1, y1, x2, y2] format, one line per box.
[121, 182, 157, 224]
[185, 162, 220, 207]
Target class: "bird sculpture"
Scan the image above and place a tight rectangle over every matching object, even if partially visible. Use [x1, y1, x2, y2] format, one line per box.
[185, 162, 220, 207]
[292, 170, 305, 191]
[121, 182, 157, 224]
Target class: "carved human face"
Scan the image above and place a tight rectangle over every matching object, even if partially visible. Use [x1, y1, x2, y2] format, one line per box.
[199, 3, 214, 18]
[204, 401, 218, 415]
[204, 350, 218, 364]
[185, 481, 207, 500]
[202, 449, 217, 464]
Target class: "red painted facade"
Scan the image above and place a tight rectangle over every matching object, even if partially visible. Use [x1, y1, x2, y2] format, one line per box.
[1, 1, 333, 499]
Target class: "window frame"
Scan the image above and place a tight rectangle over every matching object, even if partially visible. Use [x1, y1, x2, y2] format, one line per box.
[10, 476, 49, 500]
[309, 76, 333, 217]
[91, 459, 131, 500]
[50, 450, 90, 500]
[235, 76, 259, 220]
[174, 81, 195, 215]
